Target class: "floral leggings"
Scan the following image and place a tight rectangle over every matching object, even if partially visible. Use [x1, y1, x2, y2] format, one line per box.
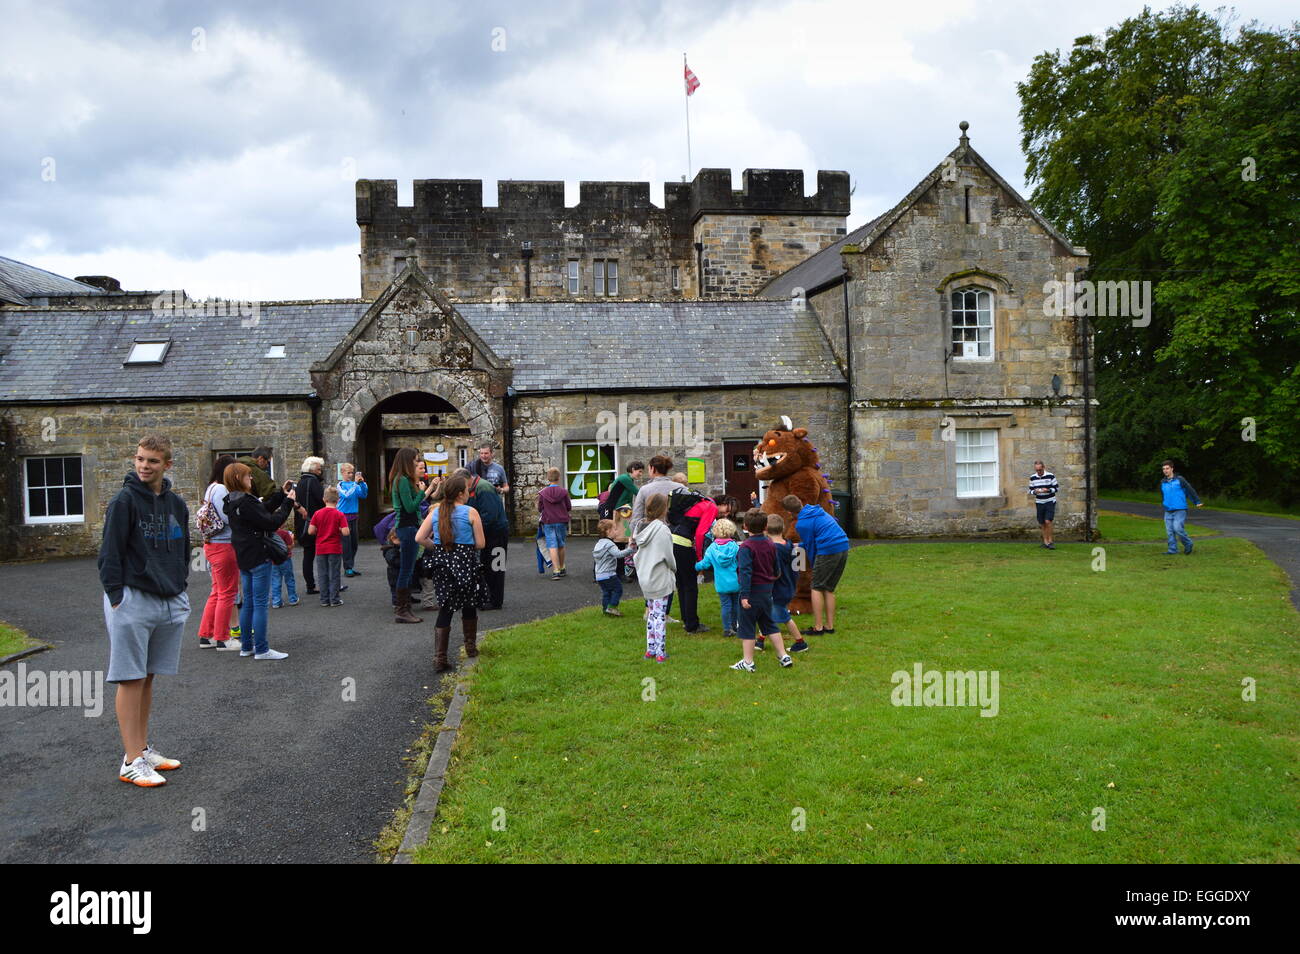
[646, 597, 668, 657]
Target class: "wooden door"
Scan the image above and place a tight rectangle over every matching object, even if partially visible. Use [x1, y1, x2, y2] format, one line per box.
[723, 440, 759, 507]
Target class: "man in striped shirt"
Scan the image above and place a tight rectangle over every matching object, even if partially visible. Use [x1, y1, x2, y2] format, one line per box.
[1028, 460, 1060, 549]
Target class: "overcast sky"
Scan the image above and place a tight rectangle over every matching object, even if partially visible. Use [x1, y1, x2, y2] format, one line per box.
[2, 0, 1294, 300]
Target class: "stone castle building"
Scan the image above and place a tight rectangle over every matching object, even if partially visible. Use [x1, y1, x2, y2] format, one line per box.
[0, 124, 1095, 561]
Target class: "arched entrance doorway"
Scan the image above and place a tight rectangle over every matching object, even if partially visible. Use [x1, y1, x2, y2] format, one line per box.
[352, 390, 486, 533]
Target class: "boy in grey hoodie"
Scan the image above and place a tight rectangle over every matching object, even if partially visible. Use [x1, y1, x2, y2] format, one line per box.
[98, 435, 191, 788]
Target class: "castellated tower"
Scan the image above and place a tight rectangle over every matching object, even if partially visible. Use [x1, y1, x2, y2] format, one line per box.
[355, 168, 850, 301]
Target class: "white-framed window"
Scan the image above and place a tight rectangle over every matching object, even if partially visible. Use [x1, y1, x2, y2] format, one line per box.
[955, 429, 999, 498]
[458, 447, 468, 470]
[567, 260, 579, 295]
[594, 259, 619, 296]
[563, 442, 616, 503]
[125, 340, 170, 365]
[24, 455, 84, 524]
[951, 288, 993, 359]
[671, 265, 681, 291]
[264, 344, 286, 359]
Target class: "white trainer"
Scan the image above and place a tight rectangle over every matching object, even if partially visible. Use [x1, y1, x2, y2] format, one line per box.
[119, 756, 166, 787]
[254, 649, 288, 660]
[142, 745, 181, 771]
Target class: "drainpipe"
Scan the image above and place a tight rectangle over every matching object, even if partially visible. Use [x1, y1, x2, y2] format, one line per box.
[694, 242, 704, 299]
[841, 274, 855, 536]
[504, 385, 517, 533]
[308, 394, 322, 457]
[1075, 265, 1094, 543]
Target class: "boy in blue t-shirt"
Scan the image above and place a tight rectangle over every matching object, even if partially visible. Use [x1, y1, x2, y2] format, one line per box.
[337, 463, 368, 577]
[757, 513, 808, 654]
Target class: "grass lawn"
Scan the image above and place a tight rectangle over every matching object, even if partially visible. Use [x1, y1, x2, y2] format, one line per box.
[1097, 510, 1215, 542]
[414, 537, 1300, 863]
[1102, 488, 1300, 520]
[0, 620, 40, 658]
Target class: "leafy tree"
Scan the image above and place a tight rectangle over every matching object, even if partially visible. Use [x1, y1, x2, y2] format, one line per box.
[1018, 6, 1300, 503]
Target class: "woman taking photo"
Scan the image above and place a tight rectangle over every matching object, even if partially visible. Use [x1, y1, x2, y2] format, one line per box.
[223, 462, 296, 660]
[197, 454, 241, 650]
[415, 474, 485, 672]
[389, 448, 425, 624]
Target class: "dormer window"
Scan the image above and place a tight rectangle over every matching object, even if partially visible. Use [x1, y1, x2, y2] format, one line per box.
[951, 288, 993, 360]
[125, 340, 170, 365]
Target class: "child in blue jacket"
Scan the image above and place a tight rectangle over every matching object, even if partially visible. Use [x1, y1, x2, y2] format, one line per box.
[696, 518, 741, 637]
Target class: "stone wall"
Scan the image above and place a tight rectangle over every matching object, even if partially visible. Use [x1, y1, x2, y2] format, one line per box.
[841, 149, 1095, 538]
[1, 400, 313, 561]
[509, 386, 847, 535]
[357, 168, 849, 302]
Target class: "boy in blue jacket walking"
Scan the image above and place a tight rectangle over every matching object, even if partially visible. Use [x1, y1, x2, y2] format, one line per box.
[1160, 460, 1202, 555]
[786, 495, 849, 636]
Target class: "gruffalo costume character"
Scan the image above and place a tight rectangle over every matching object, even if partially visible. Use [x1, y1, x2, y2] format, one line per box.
[754, 416, 833, 614]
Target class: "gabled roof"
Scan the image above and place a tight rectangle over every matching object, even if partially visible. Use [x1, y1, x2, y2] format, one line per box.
[0, 256, 106, 303]
[761, 140, 1086, 301]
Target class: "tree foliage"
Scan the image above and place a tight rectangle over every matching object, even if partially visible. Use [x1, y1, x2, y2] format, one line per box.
[1018, 6, 1300, 501]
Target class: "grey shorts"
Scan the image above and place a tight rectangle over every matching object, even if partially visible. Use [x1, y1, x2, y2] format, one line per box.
[104, 585, 191, 683]
[811, 549, 848, 592]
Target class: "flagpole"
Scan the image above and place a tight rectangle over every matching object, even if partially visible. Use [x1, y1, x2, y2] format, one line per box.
[683, 52, 692, 180]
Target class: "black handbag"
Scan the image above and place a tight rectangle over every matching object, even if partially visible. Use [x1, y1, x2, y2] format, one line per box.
[264, 530, 290, 565]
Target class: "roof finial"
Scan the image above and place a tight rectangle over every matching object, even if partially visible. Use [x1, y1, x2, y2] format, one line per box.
[405, 236, 417, 250]
[959, 120, 970, 146]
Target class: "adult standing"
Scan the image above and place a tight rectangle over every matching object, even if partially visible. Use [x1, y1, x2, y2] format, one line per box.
[630, 455, 682, 535]
[1027, 459, 1060, 550]
[338, 462, 368, 577]
[197, 454, 242, 650]
[1160, 459, 1203, 555]
[416, 474, 486, 672]
[470, 443, 511, 496]
[665, 475, 717, 633]
[390, 448, 425, 623]
[235, 446, 277, 501]
[461, 468, 508, 610]
[223, 462, 295, 660]
[293, 456, 326, 595]
[608, 460, 643, 511]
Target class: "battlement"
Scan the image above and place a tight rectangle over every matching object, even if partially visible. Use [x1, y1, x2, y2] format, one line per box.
[355, 168, 849, 224]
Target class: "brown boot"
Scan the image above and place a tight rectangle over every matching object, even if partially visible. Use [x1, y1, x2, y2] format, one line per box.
[463, 615, 478, 658]
[433, 626, 452, 671]
[394, 588, 422, 624]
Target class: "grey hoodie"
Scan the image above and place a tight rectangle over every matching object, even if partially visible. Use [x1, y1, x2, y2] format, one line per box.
[98, 472, 191, 605]
[632, 520, 676, 600]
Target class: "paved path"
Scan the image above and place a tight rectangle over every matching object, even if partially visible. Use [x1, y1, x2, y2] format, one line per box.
[1100, 498, 1300, 610]
[0, 538, 606, 863]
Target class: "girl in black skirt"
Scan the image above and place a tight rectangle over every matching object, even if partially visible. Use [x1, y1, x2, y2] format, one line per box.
[415, 474, 485, 672]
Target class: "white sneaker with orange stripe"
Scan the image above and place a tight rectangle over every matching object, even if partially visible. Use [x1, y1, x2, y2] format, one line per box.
[143, 745, 181, 771]
[119, 756, 166, 787]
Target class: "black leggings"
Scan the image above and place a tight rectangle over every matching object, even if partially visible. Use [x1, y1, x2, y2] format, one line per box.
[436, 604, 477, 628]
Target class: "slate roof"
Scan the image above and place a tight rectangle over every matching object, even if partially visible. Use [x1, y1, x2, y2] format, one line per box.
[759, 214, 884, 300]
[0, 302, 368, 401]
[457, 300, 844, 391]
[0, 256, 106, 305]
[0, 298, 844, 402]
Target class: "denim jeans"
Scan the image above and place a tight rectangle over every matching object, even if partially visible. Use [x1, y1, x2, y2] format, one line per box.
[395, 525, 419, 589]
[719, 591, 740, 633]
[239, 562, 273, 655]
[598, 575, 623, 610]
[271, 558, 298, 607]
[316, 552, 342, 603]
[343, 514, 359, 570]
[1164, 509, 1193, 553]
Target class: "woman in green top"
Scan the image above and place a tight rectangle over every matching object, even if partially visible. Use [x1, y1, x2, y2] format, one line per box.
[388, 447, 424, 623]
[609, 460, 644, 511]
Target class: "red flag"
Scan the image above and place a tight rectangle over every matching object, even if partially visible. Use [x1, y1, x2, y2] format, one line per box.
[684, 62, 700, 96]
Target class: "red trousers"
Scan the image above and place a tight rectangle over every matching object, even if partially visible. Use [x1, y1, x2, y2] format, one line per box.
[199, 541, 240, 639]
